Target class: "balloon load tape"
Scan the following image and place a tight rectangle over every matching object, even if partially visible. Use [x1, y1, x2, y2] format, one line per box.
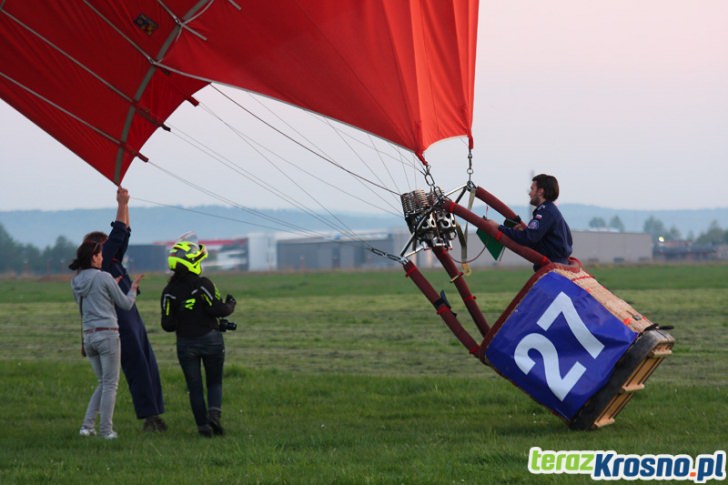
[481, 261, 675, 430]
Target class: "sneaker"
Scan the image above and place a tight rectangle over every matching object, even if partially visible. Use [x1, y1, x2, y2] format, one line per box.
[198, 425, 213, 438]
[102, 431, 118, 440]
[79, 426, 96, 437]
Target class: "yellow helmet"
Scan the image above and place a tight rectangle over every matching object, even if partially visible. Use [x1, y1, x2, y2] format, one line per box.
[168, 241, 208, 274]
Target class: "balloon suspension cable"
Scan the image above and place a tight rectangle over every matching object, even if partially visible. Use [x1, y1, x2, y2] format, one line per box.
[210, 85, 398, 196]
[458, 150, 476, 270]
[182, 85, 429, 264]
[146, 86, 412, 264]
[368, 246, 408, 265]
[423, 164, 436, 191]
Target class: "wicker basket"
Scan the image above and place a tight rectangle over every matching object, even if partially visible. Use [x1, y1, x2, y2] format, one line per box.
[481, 260, 674, 429]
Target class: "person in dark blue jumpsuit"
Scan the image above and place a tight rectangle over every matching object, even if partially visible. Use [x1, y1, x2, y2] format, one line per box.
[84, 187, 166, 431]
[486, 174, 572, 269]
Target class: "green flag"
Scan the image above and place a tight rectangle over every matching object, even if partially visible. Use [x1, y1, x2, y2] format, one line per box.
[476, 218, 517, 261]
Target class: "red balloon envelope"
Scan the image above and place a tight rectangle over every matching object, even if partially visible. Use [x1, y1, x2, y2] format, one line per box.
[0, 0, 477, 183]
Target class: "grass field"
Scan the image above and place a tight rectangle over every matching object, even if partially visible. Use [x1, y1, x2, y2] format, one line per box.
[1, 264, 727, 484]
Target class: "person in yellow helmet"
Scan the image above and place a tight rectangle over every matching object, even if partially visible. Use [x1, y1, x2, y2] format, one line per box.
[160, 239, 237, 437]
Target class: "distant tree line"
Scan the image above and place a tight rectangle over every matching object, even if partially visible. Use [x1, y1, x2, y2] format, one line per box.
[589, 215, 728, 245]
[642, 216, 683, 243]
[588, 215, 626, 232]
[0, 223, 76, 275]
[691, 220, 728, 245]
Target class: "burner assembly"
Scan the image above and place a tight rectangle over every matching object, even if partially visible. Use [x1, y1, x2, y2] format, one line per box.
[400, 189, 457, 248]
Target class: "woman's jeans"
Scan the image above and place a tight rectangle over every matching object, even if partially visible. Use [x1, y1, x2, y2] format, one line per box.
[176, 330, 225, 427]
[82, 331, 121, 436]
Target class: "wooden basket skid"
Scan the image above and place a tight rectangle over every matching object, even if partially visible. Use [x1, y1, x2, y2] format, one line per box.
[569, 329, 675, 429]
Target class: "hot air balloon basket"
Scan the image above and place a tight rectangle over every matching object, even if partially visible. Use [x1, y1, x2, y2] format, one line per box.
[481, 261, 674, 430]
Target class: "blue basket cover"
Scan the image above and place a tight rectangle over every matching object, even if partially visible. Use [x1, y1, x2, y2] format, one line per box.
[485, 272, 638, 419]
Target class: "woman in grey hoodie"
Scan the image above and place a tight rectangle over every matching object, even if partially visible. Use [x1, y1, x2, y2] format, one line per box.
[70, 240, 143, 439]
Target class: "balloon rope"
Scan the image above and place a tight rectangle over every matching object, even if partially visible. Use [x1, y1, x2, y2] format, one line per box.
[143, 162, 327, 236]
[210, 86, 399, 196]
[163, 122, 387, 243]
[144, 132, 409, 254]
[147, 121, 402, 249]
[241, 89, 423, 191]
[191, 100, 400, 219]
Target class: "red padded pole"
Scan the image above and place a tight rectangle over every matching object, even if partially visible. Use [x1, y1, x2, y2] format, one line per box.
[432, 246, 490, 336]
[473, 186, 521, 225]
[403, 261, 480, 355]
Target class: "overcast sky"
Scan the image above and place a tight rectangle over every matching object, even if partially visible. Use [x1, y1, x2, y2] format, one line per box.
[1, 0, 726, 216]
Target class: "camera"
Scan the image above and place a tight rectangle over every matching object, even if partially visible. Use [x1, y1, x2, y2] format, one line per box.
[218, 318, 237, 332]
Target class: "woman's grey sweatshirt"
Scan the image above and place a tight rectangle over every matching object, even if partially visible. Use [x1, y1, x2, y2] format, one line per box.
[71, 268, 137, 331]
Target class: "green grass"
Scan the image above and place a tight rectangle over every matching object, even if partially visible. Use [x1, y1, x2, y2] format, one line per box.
[1, 263, 727, 484]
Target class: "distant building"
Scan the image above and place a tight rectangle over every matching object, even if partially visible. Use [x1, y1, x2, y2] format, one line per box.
[717, 244, 728, 260]
[248, 233, 277, 271]
[194, 238, 249, 271]
[277, 232, 401, 271]
[408, 230, 652, 268]
[572, 231, 653, 264]
[126, 228, 661, 273]
[276, 229, 654, 270]
[124, 244, 168, 273]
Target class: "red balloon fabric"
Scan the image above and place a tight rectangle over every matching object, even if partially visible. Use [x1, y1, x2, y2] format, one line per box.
[0, 0, 477, 183]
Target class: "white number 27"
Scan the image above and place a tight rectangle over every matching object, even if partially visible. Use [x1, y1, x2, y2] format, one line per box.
[513, 292, 605, 401]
